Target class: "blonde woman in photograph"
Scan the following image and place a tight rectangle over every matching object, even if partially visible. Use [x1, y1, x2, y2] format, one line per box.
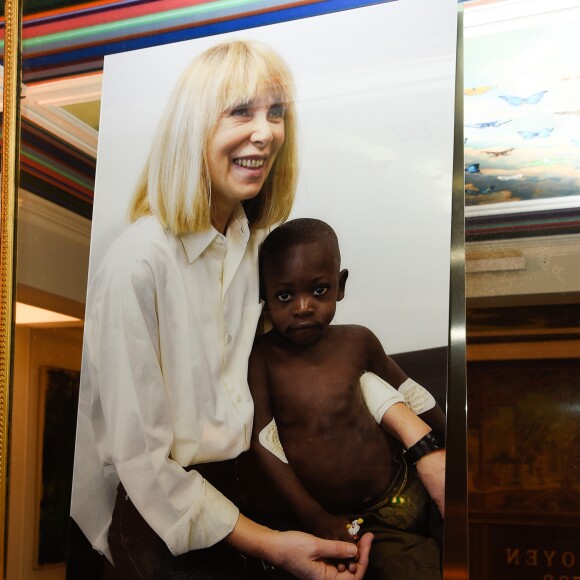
[71, 40, 373, 579]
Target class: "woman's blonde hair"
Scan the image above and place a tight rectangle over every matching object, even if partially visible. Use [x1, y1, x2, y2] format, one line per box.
[129, 40, 298, 234]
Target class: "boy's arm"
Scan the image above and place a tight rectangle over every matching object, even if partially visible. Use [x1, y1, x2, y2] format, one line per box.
[248, 346, 354, 542]
[364, 329, 446, 437]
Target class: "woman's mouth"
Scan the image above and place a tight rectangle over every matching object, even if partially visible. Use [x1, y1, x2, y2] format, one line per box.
[234, 157, 265, 168]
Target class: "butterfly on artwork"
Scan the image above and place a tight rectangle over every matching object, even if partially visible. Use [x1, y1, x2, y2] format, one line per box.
[465, 163, 480, 173]
[482, 148, 514, 157]
[498, 91, 547, 106]
[464, 85, 496, 96]
[517, 128, 553, 139]
[465, 120, 512, 129]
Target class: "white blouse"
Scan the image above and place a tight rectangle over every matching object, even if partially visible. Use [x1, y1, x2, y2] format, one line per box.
[71, 208, 265, 560]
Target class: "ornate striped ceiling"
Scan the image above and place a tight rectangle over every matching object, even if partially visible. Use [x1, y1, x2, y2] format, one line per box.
[1, 0, 578, 236]
[19, 0, 386, 82]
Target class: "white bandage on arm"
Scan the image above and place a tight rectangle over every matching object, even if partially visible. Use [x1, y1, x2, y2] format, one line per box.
[258, 418, 288, 463]
[360, 372, 405, 424]
[399, 378, 436, 414]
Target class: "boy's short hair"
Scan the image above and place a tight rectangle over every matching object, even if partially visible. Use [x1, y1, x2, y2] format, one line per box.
[260, 218, 341, 275]
[129, 40, 298, 234]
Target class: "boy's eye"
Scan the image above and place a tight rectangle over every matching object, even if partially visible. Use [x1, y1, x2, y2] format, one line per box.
[313, 286, 329, 297]
[276, 291, 293, 303]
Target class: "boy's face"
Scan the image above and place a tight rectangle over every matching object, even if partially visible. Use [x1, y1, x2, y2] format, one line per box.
[262, 241, 348, 346]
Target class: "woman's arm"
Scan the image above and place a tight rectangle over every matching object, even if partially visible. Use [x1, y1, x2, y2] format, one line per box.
[364, 328, 446, 437]
[88, 266, 239, 555]
[380, 403, 446, 516]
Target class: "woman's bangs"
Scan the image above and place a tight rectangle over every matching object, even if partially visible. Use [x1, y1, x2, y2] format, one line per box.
[223, 60, 291, 111]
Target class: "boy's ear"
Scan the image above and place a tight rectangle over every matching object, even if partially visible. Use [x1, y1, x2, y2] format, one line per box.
[337, 269, 349, 301]
[259, 278, 268, 310]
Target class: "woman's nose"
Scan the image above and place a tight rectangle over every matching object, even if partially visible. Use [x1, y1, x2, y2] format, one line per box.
[250, 115, 274, 147]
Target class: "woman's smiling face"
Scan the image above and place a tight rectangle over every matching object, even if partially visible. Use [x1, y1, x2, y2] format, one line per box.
[207, 95, 286, 231]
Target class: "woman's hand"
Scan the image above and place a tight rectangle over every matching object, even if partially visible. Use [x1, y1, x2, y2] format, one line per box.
[272, 529, 373, 579]
[226, 514, 373, 579]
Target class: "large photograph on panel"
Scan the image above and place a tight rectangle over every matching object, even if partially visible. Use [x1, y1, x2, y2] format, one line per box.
[69, 1, 457, 578]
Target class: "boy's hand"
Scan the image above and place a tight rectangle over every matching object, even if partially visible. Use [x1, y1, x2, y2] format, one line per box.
[311, 513, 357, 543]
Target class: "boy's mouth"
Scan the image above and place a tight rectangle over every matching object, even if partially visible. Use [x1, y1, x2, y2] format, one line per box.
[285, 322, 321, 345]
[289, 322, 318, 331]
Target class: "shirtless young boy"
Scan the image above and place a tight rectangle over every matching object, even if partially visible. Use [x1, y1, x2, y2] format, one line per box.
[249, 218, 445, 580]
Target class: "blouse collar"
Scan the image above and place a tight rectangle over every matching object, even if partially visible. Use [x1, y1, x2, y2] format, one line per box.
[179, 205, 250, 263]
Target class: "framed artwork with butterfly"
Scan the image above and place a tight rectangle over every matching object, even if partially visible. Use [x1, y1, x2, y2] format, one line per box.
[464, 6, 580, 223]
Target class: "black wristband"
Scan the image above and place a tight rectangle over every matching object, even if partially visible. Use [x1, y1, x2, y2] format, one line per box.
[404, 431, 443, 465]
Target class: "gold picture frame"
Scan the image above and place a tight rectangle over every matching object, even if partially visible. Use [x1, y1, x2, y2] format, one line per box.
[1, 0, 22, 576]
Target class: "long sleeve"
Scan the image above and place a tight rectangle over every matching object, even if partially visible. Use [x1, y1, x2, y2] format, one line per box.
[92, 266, 239, 555]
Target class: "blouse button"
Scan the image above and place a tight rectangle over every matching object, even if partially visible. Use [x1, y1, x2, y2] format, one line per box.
[237, 395, 242, 403]
[226, 334, 233, 344]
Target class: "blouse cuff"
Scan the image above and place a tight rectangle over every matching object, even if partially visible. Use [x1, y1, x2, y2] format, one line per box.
[163, 479, 240, 556]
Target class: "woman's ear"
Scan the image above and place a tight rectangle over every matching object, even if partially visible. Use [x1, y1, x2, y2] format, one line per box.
[337, 269, 349, 301]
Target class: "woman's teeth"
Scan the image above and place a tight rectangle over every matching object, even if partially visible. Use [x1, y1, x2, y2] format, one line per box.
[234, 158, 264, 168]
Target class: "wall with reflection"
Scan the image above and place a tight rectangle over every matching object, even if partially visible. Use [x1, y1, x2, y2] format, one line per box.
[464, 3, 580, 578]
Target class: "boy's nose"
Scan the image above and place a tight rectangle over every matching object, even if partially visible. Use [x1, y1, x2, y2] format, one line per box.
[294, 296, 313, 316]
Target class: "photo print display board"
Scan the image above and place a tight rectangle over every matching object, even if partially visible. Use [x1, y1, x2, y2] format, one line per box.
[73, 0, 457, 572]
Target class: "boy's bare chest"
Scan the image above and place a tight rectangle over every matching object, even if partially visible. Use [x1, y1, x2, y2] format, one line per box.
[266, 344, 368, 425]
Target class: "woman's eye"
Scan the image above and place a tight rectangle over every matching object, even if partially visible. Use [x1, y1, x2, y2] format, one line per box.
[231, 106, 250, 117]
[269, 104, 285, 119]
[313, 286, 328, 297]
[276, 291, 293, 302]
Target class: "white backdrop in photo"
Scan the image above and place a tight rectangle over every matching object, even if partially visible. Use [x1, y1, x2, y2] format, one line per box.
[90, 0, 457, 355]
